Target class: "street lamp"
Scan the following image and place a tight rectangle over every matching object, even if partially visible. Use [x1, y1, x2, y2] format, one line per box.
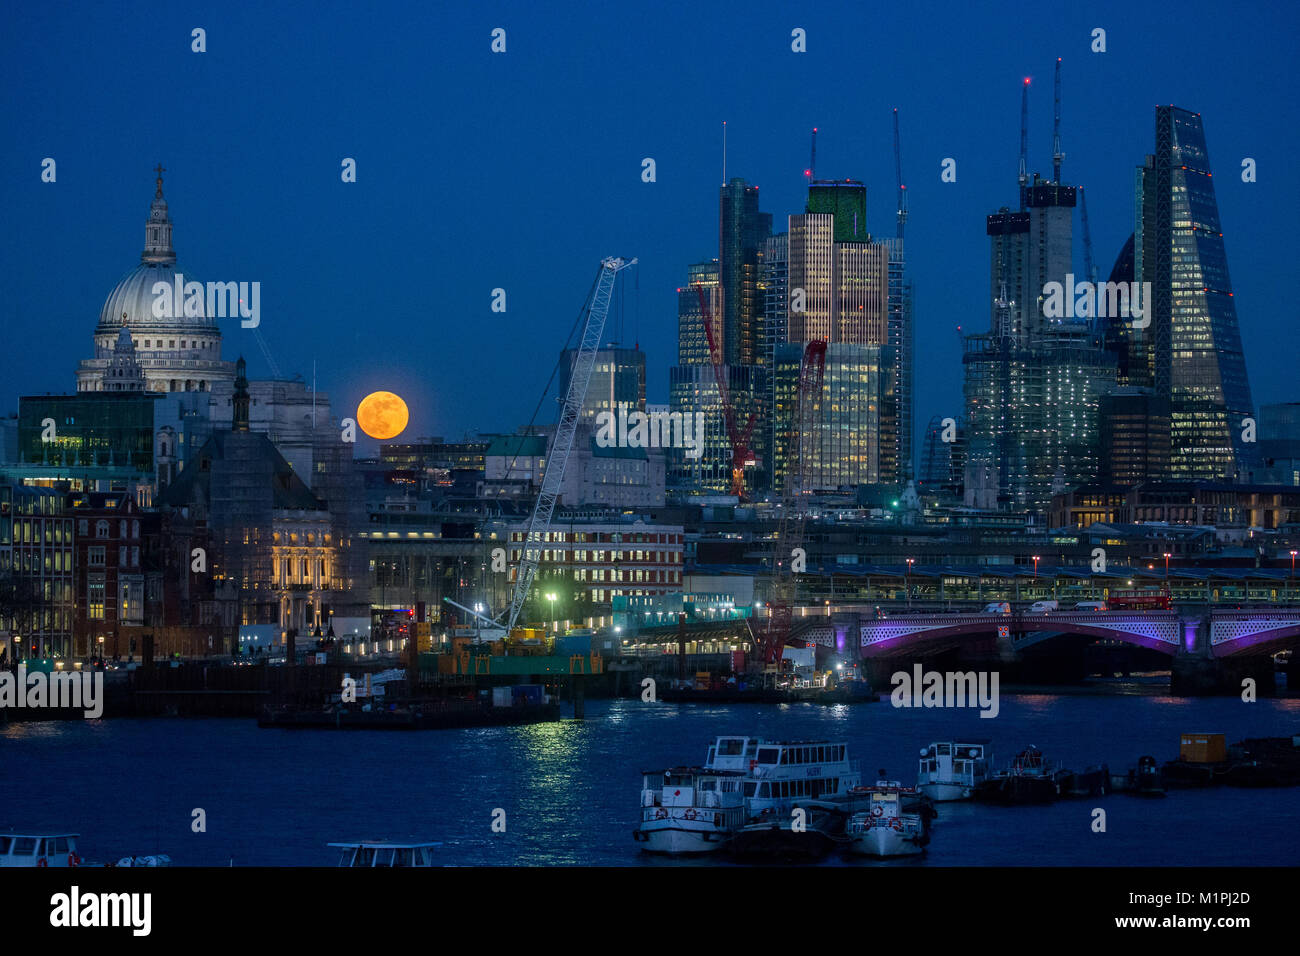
[1032, 555, 1040, 578]
[1290, 550, 1296, 581]
[905, 558, 915, 609]
[1163, 552, 1171, 580]
[545, 592, 557, 629]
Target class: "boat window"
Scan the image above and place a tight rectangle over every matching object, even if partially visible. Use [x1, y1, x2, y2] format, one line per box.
[376, 848, 396, 866]
[937, 744, 951, 756]
[757, 748, 779, 764]
[707, 747, 716, 764]
[49, 837, 68, 854]
[0, 837, 9, 853]
[357, 847, 376, 866]
[814, 747, 822, 762]
[336, 848, 357, 866]
[699, 779, 716, 791]
[744, 782, 757, 797]
[745, 741, 757, 756]
[13, 839, 37, 856]
[394, 848, 415, 867]
[665, 774, 692, 787]
[779, 750, 789, 765]
[718, 739, 745, 756]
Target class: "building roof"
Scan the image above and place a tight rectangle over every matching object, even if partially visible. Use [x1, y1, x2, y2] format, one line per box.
[160, 429, 323, 512]
[485, 435, 547, 458]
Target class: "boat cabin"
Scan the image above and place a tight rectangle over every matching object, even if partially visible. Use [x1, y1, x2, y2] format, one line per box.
[919, 740, 990, 786]
[640, 768, 745, 810]
[328, 841, 441, 867]
[0, 833, 80, 867]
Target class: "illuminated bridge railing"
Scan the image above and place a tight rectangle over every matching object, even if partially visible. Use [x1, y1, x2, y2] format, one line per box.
[1210, 613, 1300, 647]
[857, 612, 1184, 649]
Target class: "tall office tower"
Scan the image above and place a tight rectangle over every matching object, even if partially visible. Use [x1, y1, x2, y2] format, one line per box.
[962, 180, 1115, 512]
[1134, 106, 1257, 482]
[773, 180, 896, 489]
[718, 178, 773, 366]
[559, 346, 646, 427]
[1259, 403, 1300, 486]
[668, 179, 773, 497]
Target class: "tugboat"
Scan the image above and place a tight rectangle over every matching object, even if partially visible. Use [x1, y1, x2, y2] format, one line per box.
[328, 841, 441, 866]
[845, 782, 931, 858]
[917, 740, 991, 801]
[633, 766, 747, 855]
[706, 737, 861, 861]
[974, 746, 1066, 804]
[1059, 764, 1110, 797]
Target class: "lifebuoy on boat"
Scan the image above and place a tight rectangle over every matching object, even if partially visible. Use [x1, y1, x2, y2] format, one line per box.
[36, 857, 48, 867]
[68, 853, 80, 867]
[891, 818, 903, 831]
[871, 805, 884, 817]
[655, 808, 667, 820]
[684, 809, 697, 821]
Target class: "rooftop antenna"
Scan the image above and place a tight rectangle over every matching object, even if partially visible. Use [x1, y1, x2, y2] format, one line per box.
[805, 127, 818, 182]
[722, 120, 727, 184]
[1052, 58, 1064, 183]
[1019, 77, 1030, 208]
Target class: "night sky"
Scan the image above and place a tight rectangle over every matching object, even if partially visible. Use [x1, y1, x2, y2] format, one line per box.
[2, 0, 1296, 456]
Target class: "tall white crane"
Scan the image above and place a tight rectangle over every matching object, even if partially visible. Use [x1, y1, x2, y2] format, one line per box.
[500, 256, 637, 633]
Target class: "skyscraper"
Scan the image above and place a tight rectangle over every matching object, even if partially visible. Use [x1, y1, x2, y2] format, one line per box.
[1127, 106, 1257, 482]
[559, 346, 646, 427]
[669, 179, 772, 497]
[962, 176, 1115, 512]
[771, 180, 897, 490]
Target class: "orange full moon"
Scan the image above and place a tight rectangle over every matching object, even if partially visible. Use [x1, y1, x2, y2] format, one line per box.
[356, 391, 410, 440]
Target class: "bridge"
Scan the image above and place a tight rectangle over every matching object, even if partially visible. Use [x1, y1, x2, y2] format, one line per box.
[795, 608, 1300, 659]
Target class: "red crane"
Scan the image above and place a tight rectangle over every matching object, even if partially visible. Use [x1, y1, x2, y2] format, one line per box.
[694, 283, 757, 499]
[754, 339, 827, 667]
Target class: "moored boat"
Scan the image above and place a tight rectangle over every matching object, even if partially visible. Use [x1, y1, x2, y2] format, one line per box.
[704, 737, 861, 861]
[917, 740, 991, 801]
[0, 833, 84, 868]
[328, 841, 441, 866]
[845, 783, 930, 858]
[974, 746, 1066, 804]
[633, 766, 747, 855]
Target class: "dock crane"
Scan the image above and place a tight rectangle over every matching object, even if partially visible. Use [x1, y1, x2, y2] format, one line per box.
[695, 284, 757, 499]
[447, 257, 637, 637]
[753, 339, 827, 668]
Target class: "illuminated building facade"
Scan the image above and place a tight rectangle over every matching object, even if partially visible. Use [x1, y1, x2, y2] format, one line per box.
[0, 482, 74, 660]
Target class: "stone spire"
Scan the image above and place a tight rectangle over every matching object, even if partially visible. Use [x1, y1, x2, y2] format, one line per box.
[233, 356, 250, 431]
[142, 163, 176, 265]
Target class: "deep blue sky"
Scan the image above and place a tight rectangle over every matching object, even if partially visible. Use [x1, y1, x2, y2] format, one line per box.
[2, 0, 1296, 457]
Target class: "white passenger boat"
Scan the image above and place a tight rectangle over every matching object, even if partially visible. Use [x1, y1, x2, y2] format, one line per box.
[329, 841, 441, 867]
[0, 833, 84, 867]
[917, 740, 991, 801]
[705, 737, 862, 860]
[633, 766, 746, 855]
[846, 783, 930, 858]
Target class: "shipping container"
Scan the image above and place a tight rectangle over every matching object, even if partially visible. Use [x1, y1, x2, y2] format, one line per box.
[1180, 733, 1227, 764]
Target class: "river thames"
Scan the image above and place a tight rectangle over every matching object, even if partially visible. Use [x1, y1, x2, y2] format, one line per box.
[4, 690, 1298, 866]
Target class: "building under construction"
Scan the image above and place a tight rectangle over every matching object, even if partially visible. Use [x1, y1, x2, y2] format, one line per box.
[961, 68, 1117, 513]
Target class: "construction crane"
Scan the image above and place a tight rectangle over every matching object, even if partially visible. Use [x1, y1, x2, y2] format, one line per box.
[1052, 58, 1064, 183]
[754, 339, 827, 669]
[695, 284, 757, 499]
[495, 256, 637, 633]
[805, 127, 818, 181]
[1078, 185, 1097, 286]
[893, 108, 907, 240]
[1019, 77, 1030, 207]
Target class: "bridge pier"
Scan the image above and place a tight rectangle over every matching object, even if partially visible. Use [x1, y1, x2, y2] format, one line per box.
[1171, 615, 1278, 696]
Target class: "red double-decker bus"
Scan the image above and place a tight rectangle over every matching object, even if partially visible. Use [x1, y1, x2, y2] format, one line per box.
[1106, 589, 1172, 611]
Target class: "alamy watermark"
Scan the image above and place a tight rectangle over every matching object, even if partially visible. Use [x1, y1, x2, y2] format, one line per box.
[1042, 274, 1151, 328]
[0, 665, 104, 718]
[890, 664, 999, 718]
[151, 273, 261, 328]
[594, 404, 705, 460]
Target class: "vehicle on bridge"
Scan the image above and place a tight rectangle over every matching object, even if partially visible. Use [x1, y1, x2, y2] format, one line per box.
[1074, 601, 1108, 611]
[1028, 600, 1059, 613]
[982, 602, 1011, 614]
[1107, 589, 1172, 611]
